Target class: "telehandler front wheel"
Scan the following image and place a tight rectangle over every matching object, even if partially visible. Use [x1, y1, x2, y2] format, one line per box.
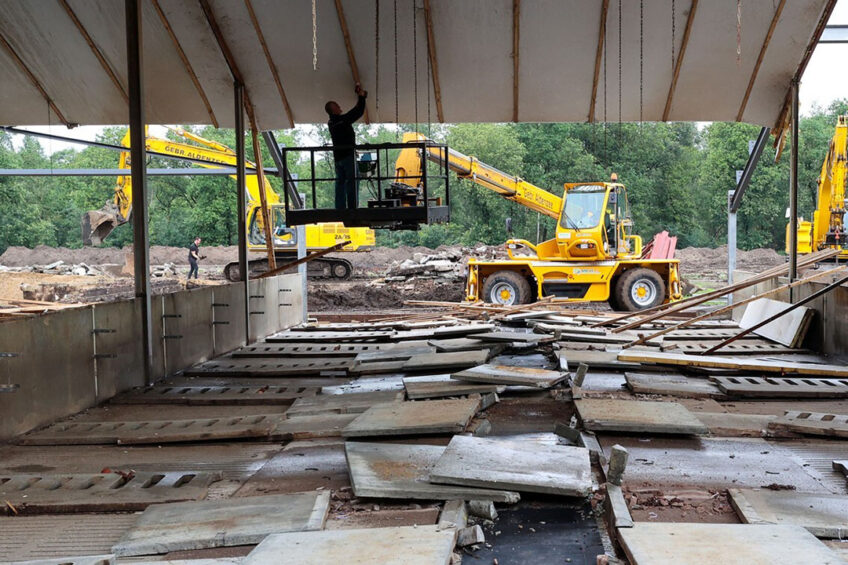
[614, 268, 665, 311]
[481, 270, 533, 306]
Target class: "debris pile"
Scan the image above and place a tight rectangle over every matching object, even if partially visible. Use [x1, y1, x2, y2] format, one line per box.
[384, 249, 466, 282]
[0, 260, 104, 276]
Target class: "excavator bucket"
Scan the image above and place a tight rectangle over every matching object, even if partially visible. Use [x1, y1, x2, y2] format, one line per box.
[82, 202, 125, 246]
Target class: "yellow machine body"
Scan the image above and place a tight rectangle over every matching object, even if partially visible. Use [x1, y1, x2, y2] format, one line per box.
[786, 116, 848, 259]
[394, 133, 681, 310]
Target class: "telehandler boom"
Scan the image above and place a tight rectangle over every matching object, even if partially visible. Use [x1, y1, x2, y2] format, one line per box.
[394, 132, 682, 310]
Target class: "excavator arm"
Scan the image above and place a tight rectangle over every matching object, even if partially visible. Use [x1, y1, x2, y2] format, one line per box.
[394, 132, 562, 219]
[83, 128, 278, 245]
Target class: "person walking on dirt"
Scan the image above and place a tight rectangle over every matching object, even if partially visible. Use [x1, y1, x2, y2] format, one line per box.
[188, 237, 201, 279]
[325, 82, 367, 209]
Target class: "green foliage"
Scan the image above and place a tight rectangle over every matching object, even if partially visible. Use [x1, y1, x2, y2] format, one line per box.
[2, 103, 846, 254]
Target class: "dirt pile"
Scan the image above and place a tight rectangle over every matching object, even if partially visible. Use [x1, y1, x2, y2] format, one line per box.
[308, 279, 464, 311]
[0, 245, 240, 267]
[676, 245, 784, 279]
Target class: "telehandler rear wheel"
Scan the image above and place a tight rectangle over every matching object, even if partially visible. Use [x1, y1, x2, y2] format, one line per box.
[481, 270, 533, 306]
[614, 268, 665, 311]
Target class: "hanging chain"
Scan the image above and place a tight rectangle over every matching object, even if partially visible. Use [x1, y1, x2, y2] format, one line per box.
[412, 0, 419, 133]
[603, 8, 608, 164]
[312, 0, 318, 70]
[393, 0, 399, 135]
[736, 0, 743, 65]
[640, 0, 644, 129]
[375, 0, 380, 119]
[426, 6, 432, 138]
[671, 0, 676, 72]
[618, 0, 622, 144]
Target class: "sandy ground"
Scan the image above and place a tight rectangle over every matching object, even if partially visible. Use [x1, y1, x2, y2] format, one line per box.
[0, 243, 786, 308]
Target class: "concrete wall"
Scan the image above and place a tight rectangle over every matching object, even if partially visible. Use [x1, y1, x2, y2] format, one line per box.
[730, 269, 848, 357]
[0, 274, 304, 441]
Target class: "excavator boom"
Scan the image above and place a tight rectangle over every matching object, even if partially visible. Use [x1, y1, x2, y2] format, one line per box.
[395, 132, 562, 219]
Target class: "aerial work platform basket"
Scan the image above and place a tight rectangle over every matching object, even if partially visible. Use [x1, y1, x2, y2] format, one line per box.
[282, 140, 451, 230]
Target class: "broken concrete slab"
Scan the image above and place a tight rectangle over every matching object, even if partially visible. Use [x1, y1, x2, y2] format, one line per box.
[558, 350, 657, 372]
[428, 337, 488, 352]
[467, 499, 498, 520]
[619, 523, 844, 565]
[769, 410, 848, 438]
[342, 398, 480, 437]
[401, 350, 490, 372]
[403, 374, 504, 400]
[728, 488, 848, 538]
[8, 556, 115, 565]
[714, 376, 848, 399]
[344, 442, 519, 502]
[740, 298, 814, 348]
[320, 375, 406, 395]
[575, 398, 708, 435]
[429, 435, 593, 497]
[0, 471, 222, 514]
[112, 492, 330, 557]
[285, 390, 405, 417]
[452, 364, 567, 389]
[695, 412, 775, 437]
[242, 526, 456, 565]
[605, 483, 633, 528]
[438, 500, 468, 529]
[474, 331, 555, 344]
[624, 372, 725, 399]
[457, 525, 485, 547]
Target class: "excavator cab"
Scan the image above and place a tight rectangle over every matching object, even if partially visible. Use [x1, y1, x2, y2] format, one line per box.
[247, 204, 296, 248]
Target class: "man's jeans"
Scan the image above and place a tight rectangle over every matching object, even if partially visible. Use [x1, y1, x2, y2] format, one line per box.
[334, 155, 358, 209]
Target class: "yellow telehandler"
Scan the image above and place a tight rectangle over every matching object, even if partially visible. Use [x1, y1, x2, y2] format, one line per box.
[82, 128, 375, 281]
[393, 132, 682, 311]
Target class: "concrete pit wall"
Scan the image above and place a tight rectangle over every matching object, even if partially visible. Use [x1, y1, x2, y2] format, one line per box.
[732, 269, 848, 357]
[0, 274, 304, 441]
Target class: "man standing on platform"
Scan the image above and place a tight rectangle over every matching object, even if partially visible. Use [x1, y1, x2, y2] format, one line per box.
[325, 82, 367, 209]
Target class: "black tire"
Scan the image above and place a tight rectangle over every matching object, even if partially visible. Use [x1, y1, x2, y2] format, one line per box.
[614, 268, 666, 311]
[331, 260, 352, 280]
[607, 277, 623, 311]
[481, 270, 533, 306]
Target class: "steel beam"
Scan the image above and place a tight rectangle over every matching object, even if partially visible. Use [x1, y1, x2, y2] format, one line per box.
[789, 78, 800, 300]
[125, 0, 153, 386]
[820, 25, 848, 43]
[235, 82, 250, 345]
[730, 127, 770, 213]
[0, 168, 241, 177]
[262, 131, 304, 209]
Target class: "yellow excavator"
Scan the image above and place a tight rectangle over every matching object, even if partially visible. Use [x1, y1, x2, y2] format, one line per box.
[82, 128, 375, 281]
[786, 115, 848, 260]
[393, 132, 682, 310]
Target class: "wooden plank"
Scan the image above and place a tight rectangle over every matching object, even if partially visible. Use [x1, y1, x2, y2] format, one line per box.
[714, 376, 848, 398]
[429, 435, 592, 497]
[0, 471, 222, 514]
[344, 442, 519, 502]
[616, 351, 848, 378]
[19, 414, 283, 446]
[452, 364, 566, 389]
[575, 398, 707, 435]
[769, 410, 848, 438]
[342, 398, 480, 438]
[112, 385, 319, 405]
[740, 298, 814, 348]
[736, 0, 786, 121]
[624, 372, 725, 399]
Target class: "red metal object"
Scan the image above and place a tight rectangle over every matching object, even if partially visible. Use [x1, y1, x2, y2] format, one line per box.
[642, 231, 677, 260]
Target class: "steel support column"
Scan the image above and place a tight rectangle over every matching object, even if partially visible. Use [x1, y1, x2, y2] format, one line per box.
[125, 0, 153, 385]
[296, 225, 307, 322]
[789, 78, 800, 301]
[727, 189, 737, 302]
[235, 82, 250, 343]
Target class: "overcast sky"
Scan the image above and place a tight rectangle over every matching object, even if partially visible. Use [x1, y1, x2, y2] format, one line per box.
[13, 0, 848, 155]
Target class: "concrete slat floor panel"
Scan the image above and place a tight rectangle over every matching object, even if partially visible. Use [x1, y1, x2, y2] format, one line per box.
[597, 435, 834, 493]
[624, 372, 725, 399]
[231, 342, 390, 357]
[619, 523, 843, 565]
[400, 350, 490, 372]
[112, 385, 319, 405]
[403, 374, 504, 399]
[662, 340, 807, 355]
[183, 358, 353, 377]
[728, 488, 848, 538]
[344, 441, 520, 502]
[241, 525, 456, 565]
[0, 470, 222, 514]
[265, 331, 396, 342]
[769, 411, 848, 438]
[342, 398, 480, 438]
[320, 375, 406, 395]
[452, 364, 567, 388]
[575, 398, 708, 435]
[8, 556, 115, 565]
[429, 435, 593, 497]
[235, 441, 350, 497]
[19, 415, 284, 446]
[112, 492, 331, 557]
[271, 413, 358, 440]
[715, 376, 848, 398]
[285, 390, 405, 417]
[0, 514, 139, 562]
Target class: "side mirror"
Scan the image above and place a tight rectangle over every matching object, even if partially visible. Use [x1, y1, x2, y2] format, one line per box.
[505, 217, 513, 235]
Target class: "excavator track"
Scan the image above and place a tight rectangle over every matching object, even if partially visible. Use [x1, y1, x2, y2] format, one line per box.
[224, 254, 353, 282]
